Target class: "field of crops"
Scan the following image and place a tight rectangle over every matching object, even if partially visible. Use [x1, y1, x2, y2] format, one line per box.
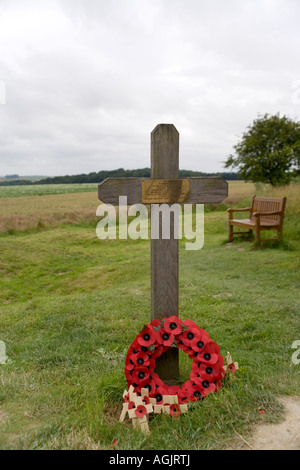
[1, 180, 300, 235]
[0, 183, 98, 198]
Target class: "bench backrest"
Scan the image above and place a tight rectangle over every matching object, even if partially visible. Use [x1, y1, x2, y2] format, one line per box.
[250, 196, 286, 222]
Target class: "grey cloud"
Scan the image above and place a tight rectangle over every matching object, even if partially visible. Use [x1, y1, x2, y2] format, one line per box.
[0, 0, 299, 176]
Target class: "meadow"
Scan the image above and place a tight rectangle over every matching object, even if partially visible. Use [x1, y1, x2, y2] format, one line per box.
[0, 183, 97, 198]
[0, 181, 299, 449]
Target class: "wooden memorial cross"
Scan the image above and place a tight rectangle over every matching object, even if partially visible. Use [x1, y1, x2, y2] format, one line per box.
[98, 124, 228, 382]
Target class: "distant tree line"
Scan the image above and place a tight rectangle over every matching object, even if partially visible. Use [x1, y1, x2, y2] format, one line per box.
[0, 179, 34, 186]
[5, 174, 19, 179]
[0, 168, 241, 186]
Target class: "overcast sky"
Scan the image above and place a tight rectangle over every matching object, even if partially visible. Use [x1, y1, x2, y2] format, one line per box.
[0, 0, 300, 176]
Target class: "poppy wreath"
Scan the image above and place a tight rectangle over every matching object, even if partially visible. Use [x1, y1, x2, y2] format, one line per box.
[125, 316, 225, 404]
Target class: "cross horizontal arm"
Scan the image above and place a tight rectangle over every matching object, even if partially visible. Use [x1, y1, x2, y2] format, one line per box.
[189, 177, 228, 204]
[98, 177, 228, 205]
[98, 177, 145, 205]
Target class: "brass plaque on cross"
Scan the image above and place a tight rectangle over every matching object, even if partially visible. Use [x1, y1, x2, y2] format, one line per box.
[142, 179, 190, 204]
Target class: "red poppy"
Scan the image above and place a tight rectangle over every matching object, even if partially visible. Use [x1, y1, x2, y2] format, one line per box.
[169, 403, 181, 417]
[198, 362, 223, 382]
[177, 339, 197, 361]
[152, 392, 165, 404]
[188, 348, 198, 359]
[125, 339, 143, 359]
[183, 319, 198, 329]
[163, 316, 183, 335]
[181, 327, 202, 347]
[151, 344, 166, 359]
[177, 340, 190, 353]
[137, 327, 156, 347]
[124, 393, 130, 403]
[168, 385, 183, 396]
[149, 378, 169, 402]
[135, 405, 147, 418]
[216, 354, 225, 371]
[142, 395, 150, 404]
[134, 376, 154, 394]
[227, 362, 236, 373]
[196, 342, 219, 365]
[181, 380, 203, 401]
[190, 333, 212, 353]
[148, 357, 157, 370]
[131, 352, 151, 368]
[188, 372, 216, 396]
[170, 382, 191, 404]
[125, 360, 135, 371]
[190, 369, 219, 388]
[124, 366, 133, 382]
[178, 394, 190, 404]
[199, 381, 216, 397]
[132, 367, 150, 383]
[125, 350, 154, 371]
[125, 350, 138, 370]
[191, 359, 200, 373]
[189, 370, 202, 383]
[128, 401, 136, 410]
[155, 328, 175, 347]
[151, 372, 165, 389]
[148, 319, 161, 328]
[125, 343, 138, 367]
[215, 378, 223, 390]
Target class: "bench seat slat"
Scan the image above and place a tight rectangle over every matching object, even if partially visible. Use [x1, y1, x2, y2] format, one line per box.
[230, 218, 280, 228]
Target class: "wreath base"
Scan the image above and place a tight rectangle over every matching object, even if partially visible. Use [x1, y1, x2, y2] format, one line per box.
[125, 316, 225, 404]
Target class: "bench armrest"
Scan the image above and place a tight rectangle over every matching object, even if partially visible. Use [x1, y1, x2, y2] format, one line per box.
[227, 207, 251, 213]
[252, 211, 282, 217]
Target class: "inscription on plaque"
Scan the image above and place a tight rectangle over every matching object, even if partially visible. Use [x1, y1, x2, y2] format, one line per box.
[142, 179, 190, 204]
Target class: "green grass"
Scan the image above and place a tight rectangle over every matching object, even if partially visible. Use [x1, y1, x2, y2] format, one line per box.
[0, 205, 299, 449]
[0, 183, 98, 198]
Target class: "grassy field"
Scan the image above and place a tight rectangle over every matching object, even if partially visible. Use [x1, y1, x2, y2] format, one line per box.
[0, 181, 299, 449]
[0, 183, 97, 198]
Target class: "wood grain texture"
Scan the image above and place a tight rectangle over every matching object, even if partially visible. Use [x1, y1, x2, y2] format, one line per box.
[98, 177, 144, 205]
[98, 177, 227, 205]
[190, 177, 228, 203]
[151, 124, 179, 180]
[150, 124, 179, 381]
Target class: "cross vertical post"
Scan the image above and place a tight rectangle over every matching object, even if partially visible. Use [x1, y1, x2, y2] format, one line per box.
[150, 124, 180, 382]
[98, 124, 228, 386]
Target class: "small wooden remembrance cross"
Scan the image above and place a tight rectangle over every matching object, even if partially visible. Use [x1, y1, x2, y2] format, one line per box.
[98, 124, 228, 383]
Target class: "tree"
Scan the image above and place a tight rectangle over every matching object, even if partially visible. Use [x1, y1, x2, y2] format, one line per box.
[225, 113, 300, 186]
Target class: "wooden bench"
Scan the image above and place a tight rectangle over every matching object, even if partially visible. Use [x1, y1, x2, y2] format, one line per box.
[227, 195, 286, 245]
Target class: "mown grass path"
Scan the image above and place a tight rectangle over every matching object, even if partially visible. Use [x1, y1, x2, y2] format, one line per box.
[0, 182, 299, 449]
